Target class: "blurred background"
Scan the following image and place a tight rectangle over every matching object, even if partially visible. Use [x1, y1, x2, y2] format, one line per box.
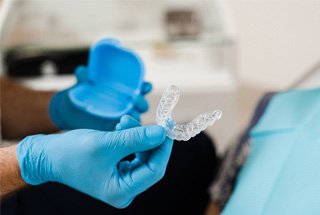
[0, 0, 320, 154]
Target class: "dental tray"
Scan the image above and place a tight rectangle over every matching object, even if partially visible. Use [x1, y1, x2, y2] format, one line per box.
[69, 38, 144, 118]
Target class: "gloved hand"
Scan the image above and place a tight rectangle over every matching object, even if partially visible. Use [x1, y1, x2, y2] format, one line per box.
[16, 118, 173, 208]
[49, 66, 152, 131]
[115, 115, 167, 170]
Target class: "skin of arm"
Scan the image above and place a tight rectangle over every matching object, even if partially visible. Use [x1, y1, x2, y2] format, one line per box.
[0, 144, 26, 198]
[0, 77, 58, 139]
[205, 201, 221, 215]
[0, 77, 57, 195]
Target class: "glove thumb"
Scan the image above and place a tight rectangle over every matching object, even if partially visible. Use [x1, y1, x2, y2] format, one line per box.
[75, 66, 88, 83]
[115, 125, 166, 157]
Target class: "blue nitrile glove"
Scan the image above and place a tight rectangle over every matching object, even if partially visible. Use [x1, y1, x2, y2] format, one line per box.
[16, 120, 173, 208]
[49, 66, 152, 131]
[115, 115, 174, 171]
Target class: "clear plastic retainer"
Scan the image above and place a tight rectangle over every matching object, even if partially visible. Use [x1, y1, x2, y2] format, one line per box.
[156, 85, 222, 141]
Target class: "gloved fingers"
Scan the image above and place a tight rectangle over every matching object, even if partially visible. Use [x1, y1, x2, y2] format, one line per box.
[134, 96, 149, 113]
[129, 157, 144, 168]
[132, 82, 151, 114]
[49, 90, 69, 129]
[124, 137, 173, 196]
[142, 82, 152, 95]
[98, 119, 118, 131]
[116, 196, 135, 209]
[135, 151, 150, 163]
[114, 125, 166, 158]
[129, 110, 141, 122]
[116, 115, 140, 131]
[118, 158, 143, 175]
[118, 160, 132, 175]
[75, 66, 88, 83]
[115, 115, 150, 164]
[147, 137, 173, 170]
[115, 123, 121, 131]
[131, 82, 151, 115]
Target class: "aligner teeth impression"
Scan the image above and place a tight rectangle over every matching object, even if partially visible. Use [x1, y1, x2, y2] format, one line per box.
[156, 85, 222, 141]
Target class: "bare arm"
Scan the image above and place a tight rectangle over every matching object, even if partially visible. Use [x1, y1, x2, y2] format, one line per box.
[205, 201, 221, 215]
[0, 77, 58, 139]
[0, 144, 26, 197]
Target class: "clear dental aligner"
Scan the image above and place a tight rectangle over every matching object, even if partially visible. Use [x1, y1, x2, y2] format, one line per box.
[156, 85, 222, 141]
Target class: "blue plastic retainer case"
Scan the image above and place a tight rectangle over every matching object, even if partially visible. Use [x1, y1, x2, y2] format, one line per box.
[69, 38, 144, 118]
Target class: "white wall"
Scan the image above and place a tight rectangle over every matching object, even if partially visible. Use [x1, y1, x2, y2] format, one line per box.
[229, 0, 320, 90]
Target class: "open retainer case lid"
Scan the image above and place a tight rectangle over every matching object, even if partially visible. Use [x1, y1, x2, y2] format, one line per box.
[69, 38, 144, 118]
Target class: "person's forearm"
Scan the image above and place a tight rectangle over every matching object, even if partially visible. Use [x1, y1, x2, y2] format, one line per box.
[0, 77, 58, 139]
[0, 145, 26, 197]
[205, 201, 221, 215]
